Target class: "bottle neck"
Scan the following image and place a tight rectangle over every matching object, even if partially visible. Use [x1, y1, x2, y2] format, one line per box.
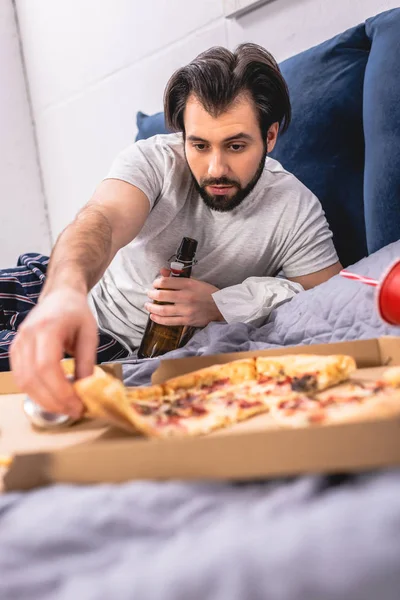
[169, 237, 198, 279]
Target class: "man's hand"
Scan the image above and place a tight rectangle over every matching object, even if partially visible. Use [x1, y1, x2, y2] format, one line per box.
[10, 290, 98, 418]
[145, 268, 224, 327]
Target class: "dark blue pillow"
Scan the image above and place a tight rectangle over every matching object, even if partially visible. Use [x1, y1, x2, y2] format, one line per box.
[135, 111, 169, 141]
[363, 10, 400, 254]
[271, 24, 370, 267]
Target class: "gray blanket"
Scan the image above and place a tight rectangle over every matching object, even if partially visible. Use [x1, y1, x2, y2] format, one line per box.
[0, 242, 399, 600]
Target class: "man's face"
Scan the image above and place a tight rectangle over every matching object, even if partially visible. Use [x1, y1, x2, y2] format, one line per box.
[183, 94, 278, 212]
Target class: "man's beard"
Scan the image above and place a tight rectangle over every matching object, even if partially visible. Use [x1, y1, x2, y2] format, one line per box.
[190, 147, 268, 213]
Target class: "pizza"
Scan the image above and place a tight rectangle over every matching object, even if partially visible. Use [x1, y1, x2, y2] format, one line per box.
[1, 355, 397, 480]
[72, 353, 400, 438]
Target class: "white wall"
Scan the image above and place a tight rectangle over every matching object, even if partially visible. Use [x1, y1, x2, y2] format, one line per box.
[14, 0, 400, 244]
[0, 0, 50, 268]
[15, 0, 227, 241]
[227, 0, 400, 60]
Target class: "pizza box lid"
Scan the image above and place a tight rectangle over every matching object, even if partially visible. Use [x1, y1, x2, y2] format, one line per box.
[2, 336, 400, 491]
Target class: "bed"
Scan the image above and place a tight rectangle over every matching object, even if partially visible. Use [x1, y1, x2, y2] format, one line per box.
[1, 243, 400, 600]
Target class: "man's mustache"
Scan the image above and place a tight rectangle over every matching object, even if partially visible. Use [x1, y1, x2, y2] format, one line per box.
[200, 177, 240, 188]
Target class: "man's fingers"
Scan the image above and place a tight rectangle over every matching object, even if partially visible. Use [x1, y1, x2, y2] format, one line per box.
[74, 322, 98, 381]
[9, 289, 98, 417]
[11, 333, 69, 415]
[150, 314, 188, 326]
[158, 268, 171, 278]
[153, 276, 191, 290]
[10, 333, 55, 411]
[145, 302, 189, 318]
[32, 331, 83, 418]
[147, 289, 193, 304]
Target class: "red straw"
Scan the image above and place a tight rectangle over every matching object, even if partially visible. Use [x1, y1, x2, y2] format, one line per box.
[340, 270, 379, 287]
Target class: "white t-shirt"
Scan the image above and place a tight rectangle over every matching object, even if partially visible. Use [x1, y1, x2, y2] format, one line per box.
[89, 133, 338, 351]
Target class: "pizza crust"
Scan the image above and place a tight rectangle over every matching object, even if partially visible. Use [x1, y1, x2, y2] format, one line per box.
[164, 358, 256, 394]
[73, 368, 145, 434]
[125, 385, 165, 404]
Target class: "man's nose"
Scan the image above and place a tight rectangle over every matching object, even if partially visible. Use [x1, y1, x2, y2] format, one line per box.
[207, 152, 228, 179]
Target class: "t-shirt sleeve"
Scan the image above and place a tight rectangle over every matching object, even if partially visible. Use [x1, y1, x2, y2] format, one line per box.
[104, 137, 166, 209]
[279, 183, 339, 278]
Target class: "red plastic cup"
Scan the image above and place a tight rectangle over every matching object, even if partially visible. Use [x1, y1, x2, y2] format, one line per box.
[377, 259, 400, 325]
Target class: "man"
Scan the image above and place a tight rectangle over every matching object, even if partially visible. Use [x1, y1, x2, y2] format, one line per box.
[11, 44, 341, 417]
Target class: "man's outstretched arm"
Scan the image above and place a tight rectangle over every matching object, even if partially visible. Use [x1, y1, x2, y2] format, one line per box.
[11, 179, 150, 417]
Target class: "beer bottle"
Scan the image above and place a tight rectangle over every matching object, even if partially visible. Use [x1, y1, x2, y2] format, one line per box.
[137, 237, 198, 359]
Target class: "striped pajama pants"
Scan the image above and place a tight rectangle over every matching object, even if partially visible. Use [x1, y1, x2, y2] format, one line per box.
[0, 253, 129, 371]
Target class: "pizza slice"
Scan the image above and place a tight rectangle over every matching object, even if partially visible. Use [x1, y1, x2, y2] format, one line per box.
[73, 367, 149, 433]
[267, 373, 400, 428]
[74, 360, 271, 438]
[127, 379, 281, 438]
[73, 366, 228, 437]
[159, 359, 276, 433]
[255, 354, 356, 394]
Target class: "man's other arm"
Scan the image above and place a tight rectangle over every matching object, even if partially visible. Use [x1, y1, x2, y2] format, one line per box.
[288, 261, 342, 290]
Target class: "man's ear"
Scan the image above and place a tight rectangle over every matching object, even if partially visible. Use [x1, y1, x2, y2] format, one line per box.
[266, 122, 279, 153]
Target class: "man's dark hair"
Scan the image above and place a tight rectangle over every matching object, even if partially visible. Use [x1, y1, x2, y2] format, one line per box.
[164, 43, 291, 139]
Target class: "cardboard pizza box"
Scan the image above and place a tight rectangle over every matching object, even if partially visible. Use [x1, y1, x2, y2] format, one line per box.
[2, 336, 400, 491]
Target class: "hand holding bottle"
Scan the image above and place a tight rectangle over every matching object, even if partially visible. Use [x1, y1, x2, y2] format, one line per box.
[145, 268, 224, 327]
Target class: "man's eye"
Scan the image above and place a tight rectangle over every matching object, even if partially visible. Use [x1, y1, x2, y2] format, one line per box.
[230, 144, 245, 152]
[194, 144, 207, 151]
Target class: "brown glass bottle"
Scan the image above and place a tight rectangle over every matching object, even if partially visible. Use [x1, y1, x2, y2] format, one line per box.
[137, 237, 198, 359]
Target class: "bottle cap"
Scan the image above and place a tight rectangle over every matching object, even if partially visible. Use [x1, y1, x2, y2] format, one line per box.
[170, 261, 185, 272]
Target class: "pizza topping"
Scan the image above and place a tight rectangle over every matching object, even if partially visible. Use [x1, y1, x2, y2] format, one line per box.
[133, 403, 158, 416]
[133, 392, 209, 421]
[156, 413, 185, 428]
[318, 395, 363, 407]
[164, 400, 209, 418]
[164, 407, 180, 418]
[291, 374, 318, 393]
[278, 396, 313, 411]
[258, 375, 273, 384]
[201, 378, 231, 393]
[372, 384, 385, 394]
[239, 400, 263, 409]
[190, 404, 208, 416]
[277, 376, 292, 386]
[174, 393, 201, 407]
[308, 410, 326, 424]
